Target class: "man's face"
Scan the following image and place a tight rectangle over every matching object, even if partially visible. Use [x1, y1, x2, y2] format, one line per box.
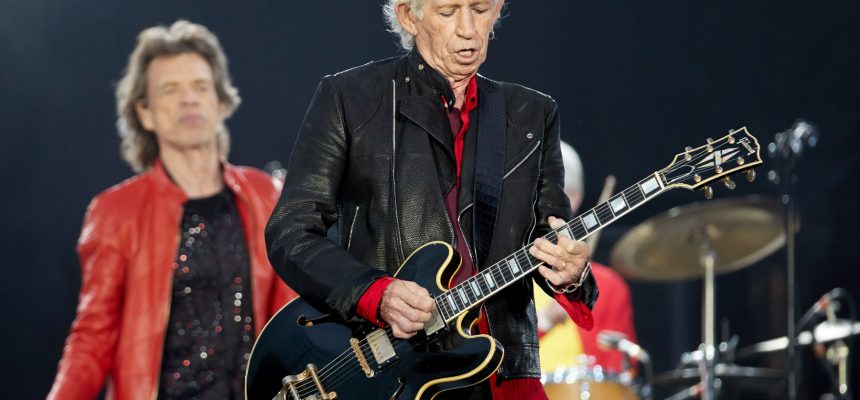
[135, 52, 226, 153]
[406, 0, 502, 82]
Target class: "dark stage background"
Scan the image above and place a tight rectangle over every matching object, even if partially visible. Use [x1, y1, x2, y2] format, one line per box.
[2, 1, 859, 399]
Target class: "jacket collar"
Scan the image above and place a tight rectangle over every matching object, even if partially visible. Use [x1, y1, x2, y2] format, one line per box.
[147, 158, 241, 204]
[407, 50, 456, 109]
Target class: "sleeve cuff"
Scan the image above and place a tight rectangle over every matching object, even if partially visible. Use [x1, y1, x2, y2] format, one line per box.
[552, 292, 595, 331]
[356, 277, 396, 327]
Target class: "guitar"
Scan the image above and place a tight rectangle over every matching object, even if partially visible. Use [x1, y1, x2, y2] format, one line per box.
[245, 128, 763, 400]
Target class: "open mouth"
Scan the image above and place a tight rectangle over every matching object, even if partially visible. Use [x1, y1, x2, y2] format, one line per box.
[459, 49, 476, 56]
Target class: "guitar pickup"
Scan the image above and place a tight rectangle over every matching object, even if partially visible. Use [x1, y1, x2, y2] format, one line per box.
[423, 304, 446, 338]
[366, 329, 398, 370]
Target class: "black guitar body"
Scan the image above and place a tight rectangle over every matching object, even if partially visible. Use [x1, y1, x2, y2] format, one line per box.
[245, 242, 503, 400]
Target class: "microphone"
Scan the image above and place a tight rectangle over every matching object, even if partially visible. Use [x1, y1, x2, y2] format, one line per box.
[597, 330, 650, 364]
[798, 288, 846, 330]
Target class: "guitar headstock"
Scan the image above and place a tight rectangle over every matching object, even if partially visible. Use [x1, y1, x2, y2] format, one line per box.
[660, 127, 762, 198]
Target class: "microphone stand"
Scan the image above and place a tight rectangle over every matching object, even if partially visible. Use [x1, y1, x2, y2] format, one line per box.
[769, 119, 818, 400]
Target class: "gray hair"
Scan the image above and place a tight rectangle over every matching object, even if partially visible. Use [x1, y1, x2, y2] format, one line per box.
[560, 140, 584, 212]
[115, 20, 240, 172]
[382, 0, 501, 50]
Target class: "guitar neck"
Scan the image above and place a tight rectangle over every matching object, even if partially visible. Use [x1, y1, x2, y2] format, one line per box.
[435, 172, 668, 322]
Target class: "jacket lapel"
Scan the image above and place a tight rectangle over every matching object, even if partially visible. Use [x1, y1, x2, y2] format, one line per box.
[472, 76, 507, 268]
[399, 96, 454, 160]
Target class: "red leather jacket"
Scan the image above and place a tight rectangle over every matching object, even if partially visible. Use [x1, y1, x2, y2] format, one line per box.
[48, 161, 297, 400]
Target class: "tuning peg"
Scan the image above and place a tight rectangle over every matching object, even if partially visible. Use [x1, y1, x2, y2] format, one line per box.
[706, 138, 714, 153]
[703, 185, 714, 199]
[684, 146, 693, 161]
[746, 169, 756, 182]
[723, 177, 736, 190]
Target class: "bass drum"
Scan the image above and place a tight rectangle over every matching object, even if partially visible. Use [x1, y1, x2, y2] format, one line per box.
[541, 365, 639, 400]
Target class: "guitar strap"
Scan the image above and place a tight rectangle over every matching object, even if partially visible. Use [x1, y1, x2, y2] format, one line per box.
[473, 77, 506, 268]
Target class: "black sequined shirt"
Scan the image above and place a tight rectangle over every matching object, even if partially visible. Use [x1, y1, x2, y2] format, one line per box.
[158, 189, 254, 400]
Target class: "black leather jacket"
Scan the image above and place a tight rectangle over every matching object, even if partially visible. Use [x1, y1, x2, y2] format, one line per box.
[266, 51, 598, 379]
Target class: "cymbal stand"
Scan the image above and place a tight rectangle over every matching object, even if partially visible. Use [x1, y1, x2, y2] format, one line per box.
[697, 226, 720, 400]
[768, 119, 819, 400]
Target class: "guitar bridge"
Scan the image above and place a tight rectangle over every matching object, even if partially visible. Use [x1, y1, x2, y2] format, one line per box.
[276, 363, 337, 400]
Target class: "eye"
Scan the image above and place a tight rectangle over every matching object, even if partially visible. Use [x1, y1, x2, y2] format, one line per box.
[472, 6, 489, 14]
[161, 85, 177, 96]
[439, 8, 456, 17]
[194, 82, 213, 93]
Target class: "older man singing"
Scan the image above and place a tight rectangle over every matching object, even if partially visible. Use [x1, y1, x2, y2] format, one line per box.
[266, 1, 599, 398]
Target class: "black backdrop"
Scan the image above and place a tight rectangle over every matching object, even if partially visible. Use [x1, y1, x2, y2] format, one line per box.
[2, 1, 859, 398]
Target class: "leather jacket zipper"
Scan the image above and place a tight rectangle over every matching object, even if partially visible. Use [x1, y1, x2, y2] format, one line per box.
[503, 141, 541, 180]
[456, 203, 477, 267]
[347, 205, 360, 251]
[391, 79, 405, 260]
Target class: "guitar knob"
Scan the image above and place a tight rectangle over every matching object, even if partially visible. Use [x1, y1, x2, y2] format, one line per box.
[703, 185, 714, 199]
[723, 177, 736, 190]
[746, 169, 756, 182]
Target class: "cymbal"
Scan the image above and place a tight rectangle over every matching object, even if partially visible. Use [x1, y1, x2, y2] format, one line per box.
[610, 196, 785, 281]
[738, 319, 860, 358]
[654, 364, 785, 391]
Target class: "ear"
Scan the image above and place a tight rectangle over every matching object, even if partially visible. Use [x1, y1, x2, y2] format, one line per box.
[395, 1, 419, 36]
[135, 99, 155, 131]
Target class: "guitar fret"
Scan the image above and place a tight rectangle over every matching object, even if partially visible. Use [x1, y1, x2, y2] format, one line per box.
[464, 282, 476, 303]
[596, 203, 614, 225]
[438, 295, 452, 320]
[569, 218, 587, 239]
[500, 262, 514, 281]
[624, 184, 645, 207]
[465, 286, 475, 305]
[476, 274, 489, 297]
[556, 225, 573, 240]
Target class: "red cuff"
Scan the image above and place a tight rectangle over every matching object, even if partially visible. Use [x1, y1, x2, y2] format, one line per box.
[552, 292, 594, 331]
[356, 277, 396, 327]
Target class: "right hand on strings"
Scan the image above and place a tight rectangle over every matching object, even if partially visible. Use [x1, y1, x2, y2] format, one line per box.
[379, 280, 435, 339]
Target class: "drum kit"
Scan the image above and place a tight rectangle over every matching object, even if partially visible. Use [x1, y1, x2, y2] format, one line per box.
[540, 195, 859, 399]
[540, 122, 854, 399]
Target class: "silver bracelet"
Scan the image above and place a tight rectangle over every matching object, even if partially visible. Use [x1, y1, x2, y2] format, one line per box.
[547, 257, 591, 294]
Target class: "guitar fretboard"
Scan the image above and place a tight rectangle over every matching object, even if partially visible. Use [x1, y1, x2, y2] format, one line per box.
[435, 173, 665, 322]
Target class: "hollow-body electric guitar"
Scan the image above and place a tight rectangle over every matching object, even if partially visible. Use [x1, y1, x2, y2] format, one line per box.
[245, 128, 763, 400]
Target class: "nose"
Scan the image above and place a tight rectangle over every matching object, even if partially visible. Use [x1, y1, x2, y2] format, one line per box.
[178, 86, 200, 105]
[455, 8, 478, 39]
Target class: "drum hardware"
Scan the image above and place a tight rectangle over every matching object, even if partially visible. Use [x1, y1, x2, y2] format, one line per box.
[768, 119, 819, 400]
[738, 288, 857, 399]
[611, 196, 785, 400]
[738, 319, 860, 358]
[597, 330, 653, 399]
[541, 355, 641, 400]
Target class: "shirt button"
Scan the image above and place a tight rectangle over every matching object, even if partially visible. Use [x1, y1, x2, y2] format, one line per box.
[526, 132, 534, 139]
